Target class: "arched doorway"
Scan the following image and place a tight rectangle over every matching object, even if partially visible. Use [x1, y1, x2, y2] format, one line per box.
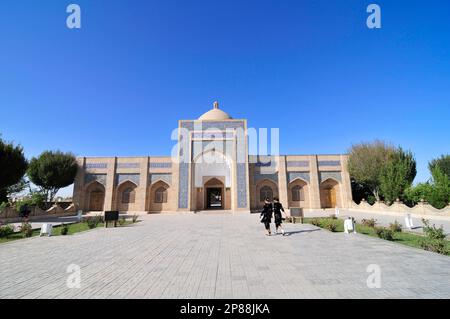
[85, 182, 105, 212]
[204, 178, 225, 210]
[255, 179, 278, 209]
[288, 179, 309, 208]
[116, 181, 138, 212]
[148, 180, 170, 212]
[320, 179, 340, 208]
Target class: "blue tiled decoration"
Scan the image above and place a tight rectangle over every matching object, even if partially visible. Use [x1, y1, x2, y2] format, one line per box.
[117, 163, 140, 169]
[85, 163, 107, 169]
[150, 174, 172, 185]
[318, 160, 341, 166]
[287, 172, 310, 183]
[236, 163, 247, 208]
[286, 161, 309, 168]
[116, 174, 140, 186]
[319, 171, 342, 183]
[254, 172, 278, 183]
[149, 162, 172, 169]
[84, 174, 107, 186]
[178, 163, 189, 209]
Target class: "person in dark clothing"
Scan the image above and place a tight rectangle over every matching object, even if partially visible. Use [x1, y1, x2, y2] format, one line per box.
[260, 198, 273, 236]
[273, 197, 286, 235]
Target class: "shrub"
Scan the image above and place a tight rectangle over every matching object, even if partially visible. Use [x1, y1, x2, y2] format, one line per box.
[375, 227, 394, 241]
[389, 220, 402, 233]
[85, 215, 102, 229]
[132, 214, 139, 223]
[60, 224, 69, 236]
[328, 214, 338, 220]
[420, 239, 448, 255]
[20, 222, 33, 238]
[0, 224, 15, 238]
[325, 223, 337, 232]
[422, 219, 446, 241]
[361, 218, 377, 228]
[118, 217, 126, 226]
[311, 218, 321, 227]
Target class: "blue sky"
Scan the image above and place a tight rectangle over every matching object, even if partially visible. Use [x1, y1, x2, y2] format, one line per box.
[0, 0, 449, 196]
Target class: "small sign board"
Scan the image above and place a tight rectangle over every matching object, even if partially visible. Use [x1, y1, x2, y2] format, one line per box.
[104, 211, 119, 228]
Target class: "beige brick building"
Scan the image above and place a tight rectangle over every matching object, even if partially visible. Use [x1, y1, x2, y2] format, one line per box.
[73, 103, 353, 213]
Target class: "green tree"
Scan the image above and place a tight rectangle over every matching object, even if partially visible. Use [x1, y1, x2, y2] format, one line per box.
[0, 138, 28, 202]
[379, 148, 417, 204]
[427, 167, 450, 209]
[348, 140, 395, 200]
[27, 151, 78, 205]
[404, 183, 433, 205]
[429, 155, 450, 179]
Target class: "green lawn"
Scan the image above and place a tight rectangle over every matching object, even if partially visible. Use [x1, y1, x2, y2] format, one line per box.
[303, 217, 450, 256]
[0, 219, 135, 244]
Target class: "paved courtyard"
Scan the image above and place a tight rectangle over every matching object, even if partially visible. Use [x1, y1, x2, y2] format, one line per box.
[0, 213, 449, 299]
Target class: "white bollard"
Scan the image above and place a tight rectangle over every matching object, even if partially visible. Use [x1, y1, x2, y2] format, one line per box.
[344, 217, 356, 234]
[40, 223, 53, 237]
[405, 214, 414, 229]
[335, 207, 340, 217]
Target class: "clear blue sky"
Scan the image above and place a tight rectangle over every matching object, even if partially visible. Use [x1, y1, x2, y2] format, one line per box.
[1, 0, 449, 196]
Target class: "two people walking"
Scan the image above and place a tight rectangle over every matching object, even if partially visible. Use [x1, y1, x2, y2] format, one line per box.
[260, 197, 286, 236]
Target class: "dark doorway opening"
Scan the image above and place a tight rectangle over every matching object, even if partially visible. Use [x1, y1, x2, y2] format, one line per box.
[206, 188, 223, 209]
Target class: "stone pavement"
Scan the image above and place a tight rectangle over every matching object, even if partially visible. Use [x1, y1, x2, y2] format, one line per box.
[0, 213, 449, 299]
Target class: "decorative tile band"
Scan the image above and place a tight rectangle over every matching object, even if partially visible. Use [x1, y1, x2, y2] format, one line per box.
[319, 171, 342, 183]
[85, 163, 107, 169]
[149, 162, 172, 169]
[288, 172, 310, 183]
[318, 160, 341, 166]
[178, 163, 189, 209]
[286, 161, 309, 167]
[116, 174, 140, 186]
[150, 174, 172, 186]
[254, 172, 278, 183]
[237, 163, 248, 208]
[117, 163, 140, 169]
[85, 174, 107, 186]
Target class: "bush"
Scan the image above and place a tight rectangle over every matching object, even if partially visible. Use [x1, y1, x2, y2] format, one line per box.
[420, 239, 448, 255]
[0, 224, 15, 238]
[60, 224, 69, 236]
[422, 219, 446, 241]
[361, 218, 377, 228]
[84, 215, 102, 229]
[311, 218, 321, 227]
[389, 220, 402, 233]
[118, 217, 126, 226]
[375, 227, 394, 241]
[20, 222, 33, 238]
[328, 214, 338, 220]
[325, 223, 337, 232]
[132, 214, 139, 223]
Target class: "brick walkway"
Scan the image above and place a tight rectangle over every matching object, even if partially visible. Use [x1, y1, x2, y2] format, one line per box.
[0, 213, 449, 299]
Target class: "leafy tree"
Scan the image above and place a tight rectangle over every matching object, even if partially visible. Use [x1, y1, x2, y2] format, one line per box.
[27, 151, 78, 205]
[0, 138, 28, 203]
[348, 140, 395, 201]
[427, 167, 450, 209]
[404, 183, 433, 206]
[404, 167, 450, 209]
[379, 148, 417, 204]
[429, 155, 450, 179]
